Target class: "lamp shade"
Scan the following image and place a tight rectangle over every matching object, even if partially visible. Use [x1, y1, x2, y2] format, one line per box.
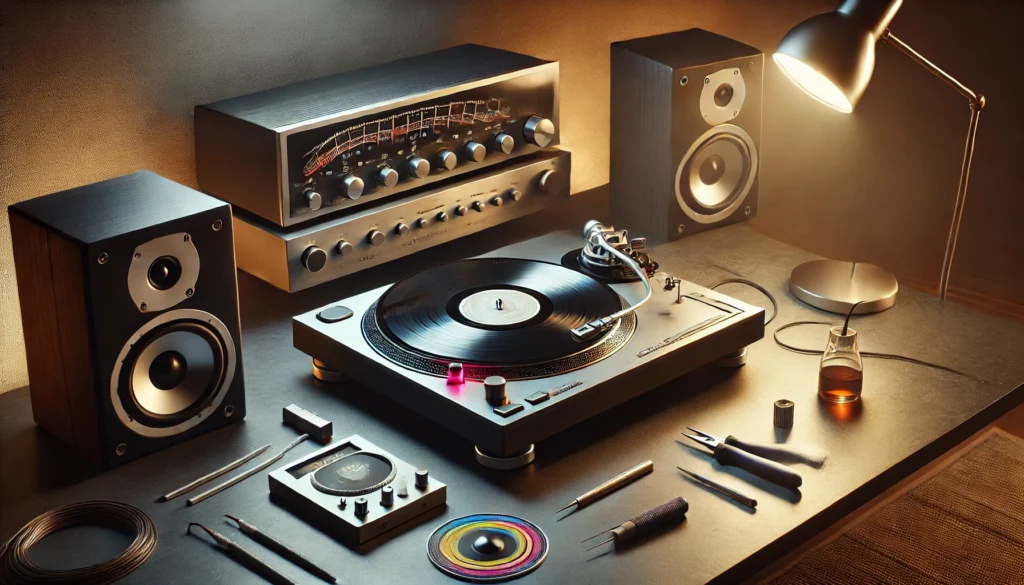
[774, 0, 903, 112]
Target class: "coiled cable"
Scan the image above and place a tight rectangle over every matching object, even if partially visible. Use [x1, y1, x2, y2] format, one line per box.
[0, 500, 157, 584]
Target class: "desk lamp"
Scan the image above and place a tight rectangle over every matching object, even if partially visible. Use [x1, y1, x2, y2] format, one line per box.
[774, 0, 984, 313]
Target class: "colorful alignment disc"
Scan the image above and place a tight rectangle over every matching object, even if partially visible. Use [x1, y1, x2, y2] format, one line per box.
[427, 514, 549, 582]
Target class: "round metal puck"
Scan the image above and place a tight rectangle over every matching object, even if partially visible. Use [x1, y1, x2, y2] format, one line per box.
[317, 305, 353, 324]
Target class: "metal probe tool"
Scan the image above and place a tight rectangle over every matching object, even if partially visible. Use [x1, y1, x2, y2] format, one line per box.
[581, 496, 688, 552]
[556, 460, 654, 517]
[160, 444, 270, 501]
[226, 515, 337, 583]
[677, 467, 757, 509]
[188, 522, 296, 585]
[187, 435, 309, 506]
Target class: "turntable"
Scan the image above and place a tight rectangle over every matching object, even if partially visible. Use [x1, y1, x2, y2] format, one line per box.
[293, 221, 764, 468]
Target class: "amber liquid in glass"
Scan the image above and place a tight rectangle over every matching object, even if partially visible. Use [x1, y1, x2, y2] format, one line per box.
[818, 364, 863, 403]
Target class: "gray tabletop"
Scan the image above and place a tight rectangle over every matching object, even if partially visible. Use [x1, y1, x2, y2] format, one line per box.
[3, 194, 1023, 584]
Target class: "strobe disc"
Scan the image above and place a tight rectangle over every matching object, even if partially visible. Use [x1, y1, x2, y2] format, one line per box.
[427, 514, 549, 582]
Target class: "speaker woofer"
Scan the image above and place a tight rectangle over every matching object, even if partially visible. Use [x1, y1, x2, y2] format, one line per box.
[675, 124, 758, 224]
[111, 309, 236, 438]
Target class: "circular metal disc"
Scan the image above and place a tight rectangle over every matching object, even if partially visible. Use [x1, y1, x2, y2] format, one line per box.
[458, 289, 541, 327]
[790, 259, 898, 315]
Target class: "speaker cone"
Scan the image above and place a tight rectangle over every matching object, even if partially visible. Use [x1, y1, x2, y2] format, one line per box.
[111, 309, 236, 438]
[675, 124, 758, 224]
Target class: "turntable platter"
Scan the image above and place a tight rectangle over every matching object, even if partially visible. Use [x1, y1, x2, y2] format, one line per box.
[369, 258, 633, 375]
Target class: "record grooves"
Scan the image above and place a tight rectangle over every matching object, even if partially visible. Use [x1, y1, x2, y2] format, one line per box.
[364, 258, 637, 380]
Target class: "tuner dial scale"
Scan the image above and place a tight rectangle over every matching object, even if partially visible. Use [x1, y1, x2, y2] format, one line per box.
[233, 149, 570, 292]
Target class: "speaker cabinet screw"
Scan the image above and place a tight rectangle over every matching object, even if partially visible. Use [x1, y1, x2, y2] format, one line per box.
[705, 77, 710, 84]
[97, 253, 109, 264]
[134, 252, 142, 260]
[212, 218, 223, 231]
[745, 206, 751, 215]
[677, 224, 685, 234]
[184, 234, 191, 242]
[140, 302, 147, 311]
[116, 443, 127, 456]
[224, 404, 235, 417]
[186, 288, 194, 297]
[679, 76, 688, 86]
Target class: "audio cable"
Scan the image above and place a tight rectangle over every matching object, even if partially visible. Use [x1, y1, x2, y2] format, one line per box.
[0, 501, 157, 584]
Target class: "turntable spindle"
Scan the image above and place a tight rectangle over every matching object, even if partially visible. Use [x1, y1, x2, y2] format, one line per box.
[496, 299, 504, 310]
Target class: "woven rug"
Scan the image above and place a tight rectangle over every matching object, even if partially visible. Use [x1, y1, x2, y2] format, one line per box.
[769, 429, 1024, 585]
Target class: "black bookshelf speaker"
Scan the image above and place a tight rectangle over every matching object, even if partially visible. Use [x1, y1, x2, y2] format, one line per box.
[611, 29, 763, 243]
[8, 171, 246, 467]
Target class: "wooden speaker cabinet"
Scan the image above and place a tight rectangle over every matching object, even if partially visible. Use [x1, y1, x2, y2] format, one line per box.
[9, 171, 246, 467]
[611, 29, 763, 243]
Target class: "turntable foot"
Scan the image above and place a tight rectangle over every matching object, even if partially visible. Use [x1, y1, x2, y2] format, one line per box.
[714, 347, 748, 368]
[474, 445, 536, 470]
[312, 358, 349, 383]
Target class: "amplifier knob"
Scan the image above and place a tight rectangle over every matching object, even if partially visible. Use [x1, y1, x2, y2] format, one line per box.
[367, 230, 385, 247]
[538, 169, 561, 194]
[416, 217, 429, 229]
[395, 223, 410, 236]
[336, 239, 354, 257]
[490, 195, 504, 207]
[455, 205, 467, 216]
[408, 156, 430, 179]
[437, 150, 458, 171]
[472, 201, 485, 212]
[436, 211, 449, 223]
[508, 189, 523, 202]
[377, 167, 399, 188]
[341, 176, 364, 199]
[523, 115, 555, 148]
[465, 141, 486, 163]
[302, 246, 327, 272]
[304, 189, 323, 211]
[494, 133, 514, 154]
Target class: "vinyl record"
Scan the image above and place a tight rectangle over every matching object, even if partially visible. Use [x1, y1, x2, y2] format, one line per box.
[310, 451, 396, 496]
[427, 514, 548, 582]
[376, 258, 622, 366]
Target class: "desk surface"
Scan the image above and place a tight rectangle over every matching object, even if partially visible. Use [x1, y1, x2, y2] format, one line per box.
[3, 194, 1024, 585]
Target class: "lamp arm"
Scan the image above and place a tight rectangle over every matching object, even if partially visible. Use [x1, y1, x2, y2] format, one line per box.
[882, 30, 985, 301]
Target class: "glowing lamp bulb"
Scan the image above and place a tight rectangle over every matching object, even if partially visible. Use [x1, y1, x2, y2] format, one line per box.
[773, 53, 854, 114]
[447, 362, 465, 385]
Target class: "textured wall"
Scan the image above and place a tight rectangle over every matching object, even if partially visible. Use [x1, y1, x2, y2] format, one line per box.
[2, 0, 1021, 392]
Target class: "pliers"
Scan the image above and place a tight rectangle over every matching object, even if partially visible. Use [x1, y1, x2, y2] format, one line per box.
[682, 427, 804, 490]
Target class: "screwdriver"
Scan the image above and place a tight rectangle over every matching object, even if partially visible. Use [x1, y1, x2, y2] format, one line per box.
[581, 496, 689, 552]
[555, 460, 654, 518]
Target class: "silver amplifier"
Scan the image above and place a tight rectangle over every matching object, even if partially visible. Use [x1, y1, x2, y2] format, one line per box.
[233, 149, 570, 292]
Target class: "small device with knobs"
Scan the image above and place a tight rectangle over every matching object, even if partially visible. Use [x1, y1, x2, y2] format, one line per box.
[523, 115, 555, 147]
[377, 167, 399, 188]
[367, 230, 385, 247]
[341, 176, 364, 200]
[465, 141, 487, 162]
[494, 133, 515, 154]
[408, 156, 430, 179]
[437, 150, 457, 171]
[304, 189, 323, 211]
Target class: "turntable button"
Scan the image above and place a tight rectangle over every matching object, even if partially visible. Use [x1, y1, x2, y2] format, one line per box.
[415, 469, 429, 490]
[484, 375, 507, 406]
[493, 403, 525, 418]
[317, 305, 353, 323]
[524, 391, 550, 405]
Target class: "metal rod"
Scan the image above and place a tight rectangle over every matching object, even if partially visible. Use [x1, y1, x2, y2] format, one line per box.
[555, 460, 654, 518]
[160, 444, 271, 501]
[677, 467, 757, 509]
[186, 435, 309, 506]
[882, 30, 985, 300]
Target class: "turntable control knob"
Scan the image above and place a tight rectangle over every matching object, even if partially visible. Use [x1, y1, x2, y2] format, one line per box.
[336, 239, 354, 257]
[490, 195, 504, 207]
[436, 211, 449, 223]
[508, 189, 523, 202]
[416, 217, 429, 229]
[354, 497, 369, 517]
[484, 375, 508, 406]
[301, 246, 327, 272]
[455, 204, 468, 216]
[304, 189, 323, 211]
[523, 115, 555, 147]
[415, 469, 429, 490]
[341, 175, 364, 199]
[408, 156, 430, 179]
[367, 230, 385, 247]
[381, 485, 394, 507]
[538, 169, 561, 195]
[436, 149, 458, 171]
[377, 166, 399, 188]
[472, 201, 485, 212]
[494, 133, 515, 154]
[465, 141, 486, 162]
[395, 223, 410, 236]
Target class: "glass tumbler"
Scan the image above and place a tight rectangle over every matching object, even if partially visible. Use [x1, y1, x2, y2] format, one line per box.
[817, 326, 863, 403]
